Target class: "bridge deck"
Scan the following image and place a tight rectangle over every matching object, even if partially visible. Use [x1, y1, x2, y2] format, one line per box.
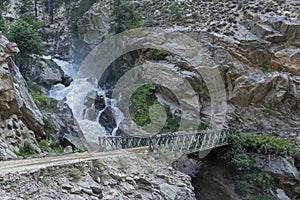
[99, 129, 241, 154]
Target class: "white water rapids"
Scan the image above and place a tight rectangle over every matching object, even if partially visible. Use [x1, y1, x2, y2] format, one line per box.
[48, 58, 124, 151]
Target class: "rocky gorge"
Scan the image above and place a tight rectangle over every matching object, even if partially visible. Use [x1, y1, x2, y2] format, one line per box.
[0, 0, 300, 199]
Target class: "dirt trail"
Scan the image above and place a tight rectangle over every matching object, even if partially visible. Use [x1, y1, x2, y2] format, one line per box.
[0, 150, 129, 176]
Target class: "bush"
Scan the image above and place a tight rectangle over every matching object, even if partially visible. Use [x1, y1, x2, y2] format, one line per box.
[7, 19, 44, 56]
[68, 168, 83, 181]
[20, 12, 44, 29]
[229, 134, 298, 157]
[235, 171, 274, 193]
[49, 141, 64, 153]
[39, 139, 49, 152]
[169, 2, 183, 20]
[0, 12, 8, 34]
[112, 1, 141, 34]
[130, 84, 157, 126]
[222, 133, 297, 198]
[15, 141, 36, 157]
[40, 177, 51, 186]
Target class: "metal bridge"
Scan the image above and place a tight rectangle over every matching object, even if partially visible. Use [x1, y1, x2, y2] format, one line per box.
[98, 128, 300, 154]
[98, 129, 242, 154]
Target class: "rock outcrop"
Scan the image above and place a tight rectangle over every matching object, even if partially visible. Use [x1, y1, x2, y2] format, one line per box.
[76, 0, 300, 130]
[77, 0, 112, 49]
[0, 153, 196, 200]
[0, 32, 44, 158]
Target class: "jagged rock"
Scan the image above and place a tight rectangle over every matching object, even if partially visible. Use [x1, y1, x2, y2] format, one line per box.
[43, 102, 86, 149]
[0, 33, 45, 158]
[275, 188, 291, 200]
[0, 153, 198, 199]
[99, 107, 116, 134]
[253, 154, 299, 186]
[77, 0, 112, 49]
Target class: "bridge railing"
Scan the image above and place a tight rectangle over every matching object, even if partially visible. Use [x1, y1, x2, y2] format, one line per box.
[98, 129, 241, 153]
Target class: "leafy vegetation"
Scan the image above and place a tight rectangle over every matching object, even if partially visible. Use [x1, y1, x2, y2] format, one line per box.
[40, 177, 51, 186]
[112, 0, 141, 34]
[0, 12, 8, 34]
[74, 147, 87, 153]
[130, 83, 180, 133]
[68, 168, 83, 181]
[7, 19, 44, 56]
[169, 2, 183, 20]
[130, 84, 158, 126]
[26, 79, 59, 112]
[234, 171, 274, 194]
[49, 141, 64, 153]
[15, 141, 36, 157]
[229, 134, 298, 158]
[222, 134, 298, 198]
[39, 139, 49, 152]
[20, 12, 44, 29]
[0, 155, 4, 161]
[19, 0, 34, 15]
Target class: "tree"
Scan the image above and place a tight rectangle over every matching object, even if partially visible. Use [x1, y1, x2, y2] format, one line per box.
[7, 19, 44, 56]
[0, 12, 7, 34]
[113, 1, 141, 34]
[20, 12, 44, 29]
[19, 0, 34, 14]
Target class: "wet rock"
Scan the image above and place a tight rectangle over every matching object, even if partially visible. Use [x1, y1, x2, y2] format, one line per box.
[99, 107, 116, 134]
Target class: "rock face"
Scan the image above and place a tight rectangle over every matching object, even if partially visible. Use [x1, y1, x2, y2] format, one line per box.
[253, 154, 300, 196]
[77, 0, 112, 49]
[76, 0, 300, 130]
[42, 101, 86, 149]
[0, 32, 44, 158]
[20, 58, 70, 89]
[0, 154, 196, 200]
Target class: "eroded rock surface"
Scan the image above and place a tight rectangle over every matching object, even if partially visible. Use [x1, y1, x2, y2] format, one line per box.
[0, 32, 44, 158]
[0, 154, 196, 200]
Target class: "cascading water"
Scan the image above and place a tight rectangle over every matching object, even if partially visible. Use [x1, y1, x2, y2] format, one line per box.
[48, 58, 125, 150]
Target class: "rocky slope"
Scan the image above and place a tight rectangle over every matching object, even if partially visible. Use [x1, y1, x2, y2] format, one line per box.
[0, 31, 44, 158]
[0, 153, 196, 200]
[77, 0, 300, 130]
[0, 32, 85, 159]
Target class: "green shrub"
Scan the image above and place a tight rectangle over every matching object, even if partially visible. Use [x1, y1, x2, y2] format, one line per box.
[222, 133, 297, 198]
[0, 156, 4, 161]
[229, 134, 298, 157]
[235, 171, 274, 193]
[26, 80, 59, 113]
[49, 142, 64, 153]
[15, 141, 36, 157]
[39, 140, 49, 152]
[112, 1, 141, 34]
[7, 19, 44, 56]
[26, 79, 41, 93]
[40, 177, 51, 186]
[74, 147, 87, 153]
[20, 12, 45, 29]
[130, 84, 157, 126]
[0, 12, 8, 34]
[19, 0, 33, 14]
[169, 2, 183, 20]
[68, 168, 83, 181]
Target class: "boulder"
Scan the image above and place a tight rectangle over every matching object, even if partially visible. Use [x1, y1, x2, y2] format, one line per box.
[77, 1, 112, 49]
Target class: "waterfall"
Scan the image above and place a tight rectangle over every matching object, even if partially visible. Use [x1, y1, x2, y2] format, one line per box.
[48, 58, 125, 150]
